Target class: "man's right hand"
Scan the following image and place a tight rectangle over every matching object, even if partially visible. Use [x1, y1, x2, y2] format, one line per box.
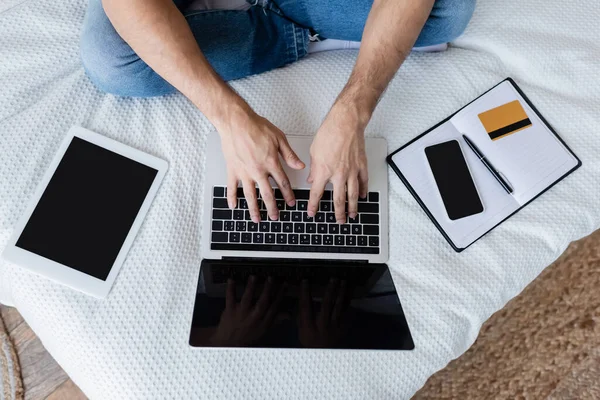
[219, 109, 305, 222]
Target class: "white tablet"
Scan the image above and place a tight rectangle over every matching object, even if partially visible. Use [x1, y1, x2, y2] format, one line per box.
[1, 126, 168, 299]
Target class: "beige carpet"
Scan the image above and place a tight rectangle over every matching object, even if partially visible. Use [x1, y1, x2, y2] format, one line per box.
[0, 313, 22, 400]
[415, 229, 600, 399]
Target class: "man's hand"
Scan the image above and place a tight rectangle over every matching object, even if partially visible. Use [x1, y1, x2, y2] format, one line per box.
[307, 103, 369, 224]
[220, 109, 305, 223]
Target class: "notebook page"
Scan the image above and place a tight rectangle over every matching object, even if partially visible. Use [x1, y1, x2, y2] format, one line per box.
[450, 81, 578, 205]
[391, 121, 519, 249]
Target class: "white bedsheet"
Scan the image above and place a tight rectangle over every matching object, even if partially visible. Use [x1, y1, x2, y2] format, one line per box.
[1, 0, 599, 398]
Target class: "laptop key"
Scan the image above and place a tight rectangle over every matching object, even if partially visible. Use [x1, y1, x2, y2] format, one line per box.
[348, 215, 359, 224]
[294, 223, 305, 233]
[265, 233, 276, 244]
[358, 236, 368, 246]
[303, 213, 314, 222]
[369, 192, 379, 203]
[321, 191, 332, 201]
[230, 232, 240, 243]
[233, 210, 244, 220]
[341, 224, 351, 234]
[369, 236, 380, 247]
[213, 198, 229, 209]
[300, 234, 311, 244]
[352, 225, 362, 235]
[286, 202, 297, 210]
[235, 221, 246, 231]
[335, 235, 345, 245]
[363, 225, 379, 235]
[306, 223, 316, 233]
[260, 211, 268, 221]
[289, 234, 299, 244]
[358, 203, 379, 213]
[283, 223, 293, 233]
[245, 211, 251, 220]
[213, 209, 232, 220]
[271, 222, 282, 232]
[361, 214, 379, 224]
[326, 213, 337, 223]
[212, 221, 223, 231]
[321, 202, 332, 212]
[247, 222, 259, 232]
[276, 200, 285, 210]
[224, 221, 235, 231]
[241, 233, 252, 243]
[315, 212, 325, 222]
[317, 224, 328, 234]
[311, 235, 322, 245]
[294, 190, 310, 200]
[212, 232, 228, 243]
[329, 224, 339, 234]
[213, 187, 225, 198]
[346, 236, 357, 246]
[280, 211, 291, 221]
[292, 212, 302, 222]
[260, 222, 270, 232]
[276, 234, 287, 244]
[323, 235, 334, 245]
[297, 201, 308, 211]
[253, 233, 264, 243]
[239, 199, 248, 209]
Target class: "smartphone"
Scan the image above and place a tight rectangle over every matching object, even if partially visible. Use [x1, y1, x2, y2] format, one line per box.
[425, 140, 484, 220]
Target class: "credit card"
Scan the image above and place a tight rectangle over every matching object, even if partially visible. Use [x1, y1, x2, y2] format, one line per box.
[478, 100, 532, 141]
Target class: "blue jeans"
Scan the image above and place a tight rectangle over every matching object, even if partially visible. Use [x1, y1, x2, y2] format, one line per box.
[80, 0, 475, 97]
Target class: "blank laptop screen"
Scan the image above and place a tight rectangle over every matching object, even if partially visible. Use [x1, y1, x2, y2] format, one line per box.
[16, 137, 158, 281]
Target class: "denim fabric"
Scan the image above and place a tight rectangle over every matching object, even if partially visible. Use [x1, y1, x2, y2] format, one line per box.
[80, 0, 475, 97]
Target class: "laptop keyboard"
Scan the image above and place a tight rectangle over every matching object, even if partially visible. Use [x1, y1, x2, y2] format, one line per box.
[210, 186, 381, 255]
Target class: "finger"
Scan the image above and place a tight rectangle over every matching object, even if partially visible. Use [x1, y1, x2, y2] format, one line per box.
[271, 166, 296, 207]
[253, 277, 274, 317]
[299, 279, 314, 325]
[333, 179, 347, 224]
[331, 280, 348, 322]
[226, 278, 236, 309]
[243, 180, 260, 223]
[307, 178, 326, 217]
[258, 178, 278, 220]
[265, 282, 286, 324]
[279, 136, 305, 170]
[227, 174, 238, 209]
[241, 275, 256, 311]
[318, 278, 339, 326]
[347, 176, 359, 220]
[358, 165, 369, 199]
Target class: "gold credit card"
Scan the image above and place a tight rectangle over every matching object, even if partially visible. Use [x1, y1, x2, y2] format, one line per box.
[478, 100, 532, 141]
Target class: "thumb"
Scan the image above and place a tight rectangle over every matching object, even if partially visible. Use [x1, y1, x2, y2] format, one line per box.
[279, 137, 305, 170]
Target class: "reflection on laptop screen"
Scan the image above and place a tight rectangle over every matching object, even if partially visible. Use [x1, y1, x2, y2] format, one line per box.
[189, 260, 414, 350]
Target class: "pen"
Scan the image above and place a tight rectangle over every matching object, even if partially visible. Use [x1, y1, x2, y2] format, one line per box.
[462, 134, 514, 194]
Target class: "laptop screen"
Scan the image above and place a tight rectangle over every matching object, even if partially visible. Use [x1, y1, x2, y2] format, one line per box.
[189, 260, 414, 350]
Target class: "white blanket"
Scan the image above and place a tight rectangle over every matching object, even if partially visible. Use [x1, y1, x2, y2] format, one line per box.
[1, 0, 599, 398]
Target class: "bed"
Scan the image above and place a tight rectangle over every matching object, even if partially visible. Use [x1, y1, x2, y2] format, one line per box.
[1, 0, 599, 398]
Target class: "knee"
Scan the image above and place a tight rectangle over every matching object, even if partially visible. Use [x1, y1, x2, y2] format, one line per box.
[79, 1, 175, 97]
[415, 0, 476, 47]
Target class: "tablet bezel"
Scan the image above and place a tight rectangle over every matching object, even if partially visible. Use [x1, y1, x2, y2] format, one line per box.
[1, 126, 168, 299]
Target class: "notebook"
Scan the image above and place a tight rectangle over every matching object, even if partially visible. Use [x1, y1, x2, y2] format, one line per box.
[387, 78, 581, 252]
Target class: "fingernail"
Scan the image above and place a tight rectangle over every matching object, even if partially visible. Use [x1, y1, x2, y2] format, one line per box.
[228, 200, 235, 209]
[307, 211, 315, 217]
[337, 219, 345, 224]
[270, 214, 279, 221]
[287, 200, 296, 207]
[349, 213, 357, 219]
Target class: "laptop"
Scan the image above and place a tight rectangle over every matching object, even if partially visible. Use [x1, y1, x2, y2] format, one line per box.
[189, 131, 414, 350]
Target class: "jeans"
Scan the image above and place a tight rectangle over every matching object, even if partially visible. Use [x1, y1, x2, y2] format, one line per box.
[80, 0, 476, 97]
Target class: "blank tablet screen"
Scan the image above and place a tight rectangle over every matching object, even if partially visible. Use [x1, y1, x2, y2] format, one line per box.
[16, 137, 158, 281]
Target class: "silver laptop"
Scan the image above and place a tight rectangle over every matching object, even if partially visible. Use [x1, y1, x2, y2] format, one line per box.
[201, 131, 389, 263]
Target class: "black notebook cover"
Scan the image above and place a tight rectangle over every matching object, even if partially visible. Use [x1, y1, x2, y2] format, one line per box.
[386, 78, 582, 252]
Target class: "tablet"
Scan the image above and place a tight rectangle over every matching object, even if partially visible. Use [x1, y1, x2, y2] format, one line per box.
[1, 126, 168, 298]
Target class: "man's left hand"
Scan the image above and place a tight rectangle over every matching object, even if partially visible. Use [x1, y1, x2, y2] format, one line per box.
[307, 103, 369, 224]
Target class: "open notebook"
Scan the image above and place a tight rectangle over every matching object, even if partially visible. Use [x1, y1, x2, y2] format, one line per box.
[388, 78, 581, 251]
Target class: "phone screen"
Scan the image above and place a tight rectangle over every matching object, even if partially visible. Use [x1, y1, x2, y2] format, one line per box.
[425, 140, 484, 220]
